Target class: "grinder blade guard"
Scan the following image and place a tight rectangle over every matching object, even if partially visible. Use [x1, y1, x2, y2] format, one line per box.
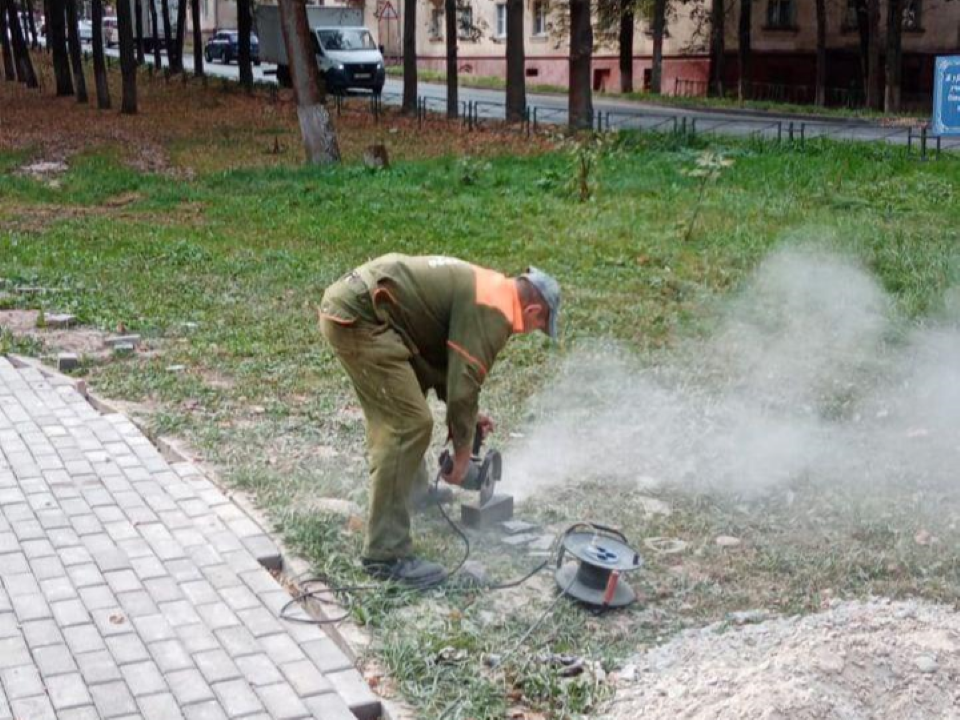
[439, 424, 502, 507]
[555, 523, 643, 608]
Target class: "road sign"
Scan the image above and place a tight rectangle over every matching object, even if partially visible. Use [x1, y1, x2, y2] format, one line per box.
[378, 1, 398, 19]
[932, 56, 960, 136]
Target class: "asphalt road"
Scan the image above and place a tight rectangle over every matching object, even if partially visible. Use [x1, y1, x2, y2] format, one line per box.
[104, 45, 947, 149]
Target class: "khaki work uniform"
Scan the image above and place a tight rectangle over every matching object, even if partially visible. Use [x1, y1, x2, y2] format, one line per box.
[319, 254, 523, 561]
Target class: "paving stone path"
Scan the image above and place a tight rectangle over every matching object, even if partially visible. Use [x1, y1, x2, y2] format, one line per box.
[0, 357, 379, 720]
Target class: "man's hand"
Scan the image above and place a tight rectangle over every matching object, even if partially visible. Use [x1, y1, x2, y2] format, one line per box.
[477, 413, 495, 440]
[441, 445, 472, 486]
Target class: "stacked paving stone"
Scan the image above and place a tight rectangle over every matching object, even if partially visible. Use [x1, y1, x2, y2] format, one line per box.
[0, 358, 379, 720]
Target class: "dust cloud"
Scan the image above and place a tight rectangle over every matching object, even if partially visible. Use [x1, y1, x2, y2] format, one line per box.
[501, 247, 960, 501]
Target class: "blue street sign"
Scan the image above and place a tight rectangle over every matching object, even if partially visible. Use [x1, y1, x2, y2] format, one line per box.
[933, 56, 960, 136]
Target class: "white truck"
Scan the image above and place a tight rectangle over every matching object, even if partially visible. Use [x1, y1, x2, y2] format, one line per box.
[256, 5, 385, 94]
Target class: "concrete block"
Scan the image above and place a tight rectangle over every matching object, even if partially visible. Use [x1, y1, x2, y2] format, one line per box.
[33, 643, 79, 676]
[112, 343, 136, 357]
[76, 650, 122, 685]
[460, 493, 514, 529]
[137, 693, 185, 720]
[148, 638, 193, 673]
[302, 638, 353, 674]
[45, 313, 77, 329]
[327, 668, 382, 720]
[105, 633, 150, 665]
[502, 532, 537, 547]
[280, 659, 334, 698]
[235, 653, 284, 687]
[502, 520, 538, 535]
[10, 696, 57, 720]
[211, 679, 265, 718]
[46, 672, 93, 710]
[104, 335, 141, 349]
[193, 649, 241, 684]
[184, 701, 229, 720]
[2, 664, 44, 699]
[89, 680, 138, 718]
[255, 683, 311, 720]
[120, 660, 166, 697]
[57, 353, 80, 372]
[241, 534, 283, 571]
[166, 668, 215, 705]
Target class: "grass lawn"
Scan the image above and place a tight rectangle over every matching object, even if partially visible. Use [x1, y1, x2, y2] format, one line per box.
[4, 68, 960, 719]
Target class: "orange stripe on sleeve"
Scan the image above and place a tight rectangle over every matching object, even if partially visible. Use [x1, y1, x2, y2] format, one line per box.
[447, 341, 488, 378]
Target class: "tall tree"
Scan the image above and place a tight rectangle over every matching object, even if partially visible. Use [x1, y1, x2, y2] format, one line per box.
[618, 1, 633, 93]
[0, 1, 15, 81]
[190, 0, 202, 77]
[401, 0, 417, 113]
[4, 0, 37, 86]
[65, 0, 88, 101]
[814, 0, 826, 105]
[116, 0, 138, 112]
[237, 0, 253, 89]
[568, 0, 593, 130]
[24, 0, 38, 48]
[710, 0, 725, 96]
[505, 0, 526, 119]
[91, 0, 112, 107]
[884, 0, 902, 112]
[650, 0, 666, 93]
[135, 0, 146, 64]
[445, 0, 457, 117]
[48, 0, 73, 95]
[865, 0, 880, 109]
[174, 0, 187, 73]
[277, 0, 340, 163]
[737, 0, 750, 101]
[160, 0, 175, 72]
[148, 0, 162, 69]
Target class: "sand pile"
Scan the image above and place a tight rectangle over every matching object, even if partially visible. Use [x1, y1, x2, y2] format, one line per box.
[601, 600, 960, 720]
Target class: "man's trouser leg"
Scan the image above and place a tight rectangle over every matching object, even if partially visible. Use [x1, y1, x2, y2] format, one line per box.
[320, 317, 433, 561]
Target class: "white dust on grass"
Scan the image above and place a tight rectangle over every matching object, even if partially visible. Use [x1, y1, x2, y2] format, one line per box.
[502, 246, 960, 500]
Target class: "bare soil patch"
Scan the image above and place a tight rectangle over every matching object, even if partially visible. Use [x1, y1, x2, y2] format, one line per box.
[0, 309, 111, 358]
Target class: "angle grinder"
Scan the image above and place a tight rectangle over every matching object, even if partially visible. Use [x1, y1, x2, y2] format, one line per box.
[438, 423, 502, 507]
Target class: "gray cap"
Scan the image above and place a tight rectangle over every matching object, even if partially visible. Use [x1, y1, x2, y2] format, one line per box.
[521, 267, 561, 339]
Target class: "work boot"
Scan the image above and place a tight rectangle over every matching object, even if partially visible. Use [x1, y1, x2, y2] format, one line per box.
[361, 556, 447, 587]
[410, 484, 454, 512]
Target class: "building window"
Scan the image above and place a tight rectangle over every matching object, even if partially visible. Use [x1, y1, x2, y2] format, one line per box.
[903, 0, 921, 30]
[532, 0, 547, 35]
[429, 8, 443, 39]
[496, 3, 506, 37]
[458, 5, 474, 39]
[765, 0, 794, 28]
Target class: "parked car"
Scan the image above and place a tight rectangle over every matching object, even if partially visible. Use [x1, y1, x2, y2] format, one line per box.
[102, 17, 118, 47]
[204, 30, 260, 65]
[77, 19, 93, 43]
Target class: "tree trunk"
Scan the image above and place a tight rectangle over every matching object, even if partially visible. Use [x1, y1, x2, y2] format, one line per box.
[0, 0, 15, 81]
[444, 0, 457, 117]
[135, 0, 145, 64]
[191, 0, 202, 77]
[710, 0, 724, 96]
[24, 0, 38, 49]
[568, 0, 593, 130]
[650, 0, 666, 94]
[49, 0, 74, 95]
[149, 0, 161, 69]
[618, 5, 633, 93]
[66, 0, 88, 101]
[884, 0, 902, 112]
[865, 0, 880, 109]
[505, 0, 526, 119]
[238, 0, 253, 89]
[815, 0, 826, 105]
[277, 0, 340, 163]
[174, 0, 187, 73]
[4, 0, 37, 86]
[737, 0, 750, 102]
[401, 0, 416, 113]
[116, 0, 138, 112]
[854, 0, 868, 102]
[160, 0, 175, 72]
[91, 0, 111, 107]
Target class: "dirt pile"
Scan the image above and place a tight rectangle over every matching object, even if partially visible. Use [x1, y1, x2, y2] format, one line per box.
[602, 599, 960, 720]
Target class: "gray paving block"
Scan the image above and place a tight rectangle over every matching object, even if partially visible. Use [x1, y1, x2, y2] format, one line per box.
[52, 598, 92, 628]
[196, 602, 241, 631]
[167, 667, 216, 705]
[236, 606, 284, 639]
[91, 606, 134, 637]
[120, 660, 168, 697]
[46, 672, 94, 711]
[2, 664, 45, 699]
[41, 575, 80, 602]
[241, 534, 283, 571]
[76, 650, 122, 684]
[132, 613, 176, 643]
[10, 695, 57, 720]
[89, 680, 138, 718]
[148, 638, 193, 673]
[212, 679, 265, 718]
[58, 707, 101, 720]
[137, 692, 185, 720]
[215, 625, 260, 659]
[176, 623, 220, 654]
[255, 683, 311, 720]
[327, 668, 382, 720]
[260, 632, 307, 666]
[281, 659, 334, 698]
[32, 641, 78, 677]
[302, 638, 354, 674]
[117, 590, 159, 619]
[303, 692, 358, 720]
[193, 649, 241, 684]
[106, 632, 150, 665]
[235, 653, 284, 688]
[180, 579, 219, 606]
[79, 584, 118, 611]
[184, 701, 229, 720]
[104, 569, 142, 595]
